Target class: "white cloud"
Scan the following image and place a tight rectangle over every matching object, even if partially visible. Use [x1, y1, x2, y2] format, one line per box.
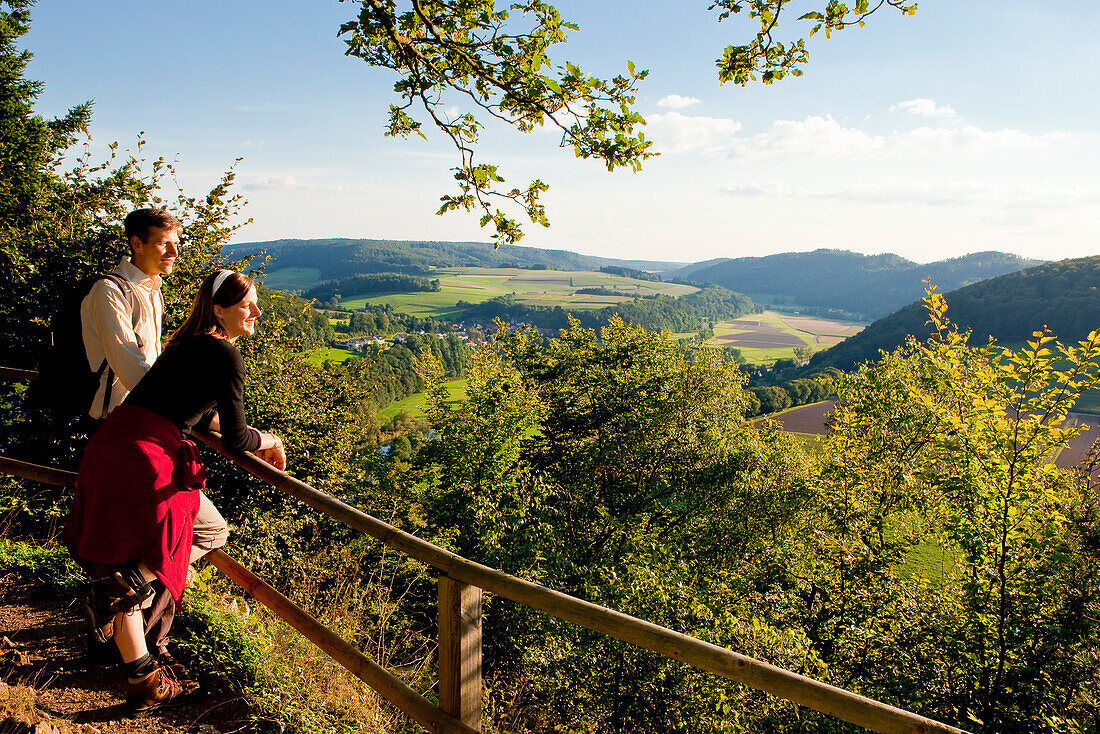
[983, 211, 1039, 228]
[730, 115, 885, 158]
[244, 175, 345, 193]
[726, 115, 1070, 159]
[720, 177, 1098, 210]
[646, 111, 741, 153]
[892, 98, 957, 118]
[898, 125, 1069, 152]
[657, 94, 702, 110]
[719, 181, 792, 198]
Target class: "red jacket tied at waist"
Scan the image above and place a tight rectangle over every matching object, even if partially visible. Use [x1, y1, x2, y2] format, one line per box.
[65, 404, 206, 603]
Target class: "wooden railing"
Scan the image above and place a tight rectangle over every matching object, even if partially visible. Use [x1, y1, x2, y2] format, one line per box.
[0, 369, 969, 734]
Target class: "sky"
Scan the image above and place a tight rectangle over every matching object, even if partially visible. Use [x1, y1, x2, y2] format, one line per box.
[21, 1, 1100, 265]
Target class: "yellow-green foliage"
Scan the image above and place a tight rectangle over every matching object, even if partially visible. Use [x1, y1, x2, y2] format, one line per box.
[813, 286, 1100, 730]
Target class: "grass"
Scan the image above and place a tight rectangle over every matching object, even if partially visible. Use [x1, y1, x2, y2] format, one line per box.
[339, 266, 699, 318]
[303, 346, 360, 366]
[896, 539, 957, 585]
[790, 432, 825, 452]
[262, 267, 323, 292]
[709, 310, 865, 365]
[181, 569, 402, 734]
[378, 378, 468, 423]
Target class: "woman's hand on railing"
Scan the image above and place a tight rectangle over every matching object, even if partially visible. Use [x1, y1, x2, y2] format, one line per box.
[257, 432, 287, 471]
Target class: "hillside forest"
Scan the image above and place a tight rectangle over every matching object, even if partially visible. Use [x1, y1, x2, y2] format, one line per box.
[4, 4, 1100, 734]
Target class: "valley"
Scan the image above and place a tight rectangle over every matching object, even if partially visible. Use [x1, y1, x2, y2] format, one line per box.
[339, 266, 698, 316]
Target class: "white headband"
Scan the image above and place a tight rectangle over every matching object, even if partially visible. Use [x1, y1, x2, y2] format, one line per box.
[211, 269, 234, 298]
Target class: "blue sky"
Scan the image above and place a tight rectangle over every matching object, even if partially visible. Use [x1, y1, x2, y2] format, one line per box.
[23, 1, 1099, 264]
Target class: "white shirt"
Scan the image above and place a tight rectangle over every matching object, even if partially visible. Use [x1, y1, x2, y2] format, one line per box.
[80, 257, 164, 418]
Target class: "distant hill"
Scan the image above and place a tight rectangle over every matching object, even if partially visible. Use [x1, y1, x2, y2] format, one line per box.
[228, 238, 686, 289]
[674, 249, 1041, 320]
[811, 256, 1100, 372]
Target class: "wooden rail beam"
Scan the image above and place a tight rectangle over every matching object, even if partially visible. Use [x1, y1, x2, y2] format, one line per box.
[192, 430, 970, 734]
[438, 575, 482, 731]
[206, 549, 478, 734]
[0, 366, 39, 382]
[0, 366, 971, 734]
[0, 440, 970, 734]
[0, 455, 77, 488]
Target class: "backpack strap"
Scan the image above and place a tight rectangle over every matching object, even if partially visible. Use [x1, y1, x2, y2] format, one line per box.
[94, 273, 143, 415]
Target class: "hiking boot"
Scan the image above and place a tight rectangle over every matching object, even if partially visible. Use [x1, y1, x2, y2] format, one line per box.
[155, 650, 193, 682]
[125, 665, 199, 716]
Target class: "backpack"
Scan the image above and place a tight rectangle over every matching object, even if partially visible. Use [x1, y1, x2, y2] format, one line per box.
[35, 273, 138, 424]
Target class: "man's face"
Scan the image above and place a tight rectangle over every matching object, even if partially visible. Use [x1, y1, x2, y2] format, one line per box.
[130, 226, 180, 277]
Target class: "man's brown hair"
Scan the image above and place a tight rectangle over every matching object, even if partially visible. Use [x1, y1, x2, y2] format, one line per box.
[124, 208, 182, 245]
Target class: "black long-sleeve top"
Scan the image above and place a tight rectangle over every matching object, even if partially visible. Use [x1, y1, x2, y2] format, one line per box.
[124, 333, 262, 453]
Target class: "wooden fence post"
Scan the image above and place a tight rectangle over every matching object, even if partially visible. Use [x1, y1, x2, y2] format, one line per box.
[438, 574, 482, 732]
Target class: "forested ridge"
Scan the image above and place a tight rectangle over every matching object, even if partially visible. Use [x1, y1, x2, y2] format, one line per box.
[228, 237, 684, 283]
[305, 272, 441, 304]
[454, 285, 755, 333]
[5, 3, 1100, 733]
[676, 248, 1040, 320]
[813, 256, 1100, 371]
[233, 238, 1037, 324]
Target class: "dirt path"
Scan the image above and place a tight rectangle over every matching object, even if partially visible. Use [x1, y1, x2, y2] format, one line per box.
[762, 403, 1100, 473]
[0, 569, 253, 734]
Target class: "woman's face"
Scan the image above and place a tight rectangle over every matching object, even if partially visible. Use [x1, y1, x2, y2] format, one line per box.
[215, 285, 261, 341]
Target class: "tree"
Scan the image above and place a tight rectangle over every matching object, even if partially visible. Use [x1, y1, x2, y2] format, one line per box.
[0, 0, 254, 519]
[408, 318, 817, 732]
[803, 289, 1100, 730]
[0, 2, 377, 573]
[341, 0, 917, 243]
[751, 384, 792, 414]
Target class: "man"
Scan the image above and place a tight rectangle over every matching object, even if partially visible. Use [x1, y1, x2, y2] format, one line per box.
[80, 208, 226, 685]
[81, 208, 179, 419]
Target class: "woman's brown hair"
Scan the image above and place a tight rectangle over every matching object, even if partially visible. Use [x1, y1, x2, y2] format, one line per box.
[168, 270, 255, 347]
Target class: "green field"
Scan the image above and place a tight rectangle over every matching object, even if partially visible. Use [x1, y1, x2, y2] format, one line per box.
[378, 379, 468, 422]
[709, 310, 865, 365]
[303, 346, 359, 366]
[263, 267, 323, 291]
[338, 267, 698, 317]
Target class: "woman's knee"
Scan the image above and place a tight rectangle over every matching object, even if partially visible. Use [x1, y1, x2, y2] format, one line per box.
[191, 491, 228, 550]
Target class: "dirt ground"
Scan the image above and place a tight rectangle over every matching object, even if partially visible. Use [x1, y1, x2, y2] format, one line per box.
[0, 570, 254, 734]
[763, 401, 834, 435]
[1058, 413, 1100, 470]
[762, 403, 1100, 474]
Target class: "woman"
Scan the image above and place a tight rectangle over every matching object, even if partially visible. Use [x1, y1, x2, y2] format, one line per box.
[65, 269, 286, 715]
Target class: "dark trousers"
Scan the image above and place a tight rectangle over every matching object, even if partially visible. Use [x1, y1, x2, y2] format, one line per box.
[143, 580, 174, 656]
[83, 561, 175, 656]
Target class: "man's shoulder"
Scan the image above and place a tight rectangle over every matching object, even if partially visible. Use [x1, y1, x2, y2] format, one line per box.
[112, 257, 149, 285]
[83, 273, 133, 307]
